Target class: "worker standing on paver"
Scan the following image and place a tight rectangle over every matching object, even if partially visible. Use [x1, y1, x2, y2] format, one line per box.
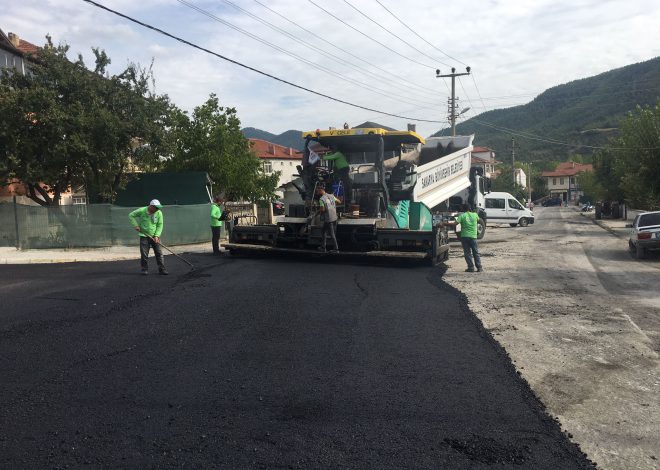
[128, 199, 168, 275]
[323, 146, 352, 203]
[210, 196, 224, 255]
[316, 184, 340, 253]
[455, 203, 483, 272]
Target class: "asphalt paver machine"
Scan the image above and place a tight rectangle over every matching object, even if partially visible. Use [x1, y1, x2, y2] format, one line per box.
[226, 127, 476, 265]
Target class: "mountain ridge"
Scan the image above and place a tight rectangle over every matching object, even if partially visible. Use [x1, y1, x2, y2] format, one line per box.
[242, 56, 660, 159]
[439, 56, 660, 160]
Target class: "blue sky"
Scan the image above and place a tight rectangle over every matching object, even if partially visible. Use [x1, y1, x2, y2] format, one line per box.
[3, 0, 659, 138]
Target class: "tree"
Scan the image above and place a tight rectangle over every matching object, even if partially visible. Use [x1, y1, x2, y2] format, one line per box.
[490, 175, 527, 202]
[165, 94, 279, 202]
[576, 170, 604, 202]
[0, 40, 171, 205]
[592, 101, 660, 209]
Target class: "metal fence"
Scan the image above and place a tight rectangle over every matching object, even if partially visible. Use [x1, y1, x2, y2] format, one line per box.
[0, 201, 230, 249]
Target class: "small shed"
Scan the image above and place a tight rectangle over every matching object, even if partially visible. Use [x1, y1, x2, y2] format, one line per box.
[114, 172, 212, 206]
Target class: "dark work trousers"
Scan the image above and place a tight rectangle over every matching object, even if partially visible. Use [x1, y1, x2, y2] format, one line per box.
[211, 226, 222, 254]
[321, 220, 339, 251]
[336, 166, 351, 203]
[460, 237, 482, 270]
[139, 236, 165, 271]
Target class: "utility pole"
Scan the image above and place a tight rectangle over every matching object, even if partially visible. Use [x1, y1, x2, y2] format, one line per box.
[511, 138, 516, 185]
[528, 162, 533, 205]
[436, 67, 471, 136]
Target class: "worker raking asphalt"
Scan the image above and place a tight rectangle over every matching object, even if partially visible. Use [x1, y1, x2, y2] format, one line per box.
[0, 255, 594, 468]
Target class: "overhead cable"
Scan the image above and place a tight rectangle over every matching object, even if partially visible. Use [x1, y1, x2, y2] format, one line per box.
[307, 0, 436, 70]
[374, 0, 468, 67]
[252, 0, 447, 99]
[216, 0, 443, 105]
[174, 0, 436, 109]
[471, 119, 660, 150]
[81, 0, 447, 123]
[343, 0, 451, 68]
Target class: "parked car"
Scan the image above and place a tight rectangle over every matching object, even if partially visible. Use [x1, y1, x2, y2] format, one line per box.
[484, 192, 535, 227]
[542, 197, 562, 207]
[272, 200, 285, 216]
[627, 211, 660, 259]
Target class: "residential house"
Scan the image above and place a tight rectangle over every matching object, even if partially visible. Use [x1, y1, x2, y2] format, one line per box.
[514, 168, 527, 189]
[541, 162, 593, 204]
[471, 146, 497, 178]
[248, 139, 303, 197]
[0, 29, 39, 75]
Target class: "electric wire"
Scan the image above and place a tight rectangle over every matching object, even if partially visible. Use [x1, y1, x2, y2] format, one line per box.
[218, 0, 444, 105]
[252, 0, 449, 100]
[471, 118, 659, 150]
[307, 0, 436, 70]
[82, 0, 660, 151]
[374, 0, 468, 67]
[343, 0, 451, 68]
[174, 0, 437, 109]
[471, 73, 489, 112]
[81, 0, 448, 123]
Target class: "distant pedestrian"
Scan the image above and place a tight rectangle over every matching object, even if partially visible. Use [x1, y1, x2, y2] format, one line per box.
[210, 196, 224, 255]
[455, 203, 482, 272]
[316, 184, 340, 253]
[128, 199, 168, 275]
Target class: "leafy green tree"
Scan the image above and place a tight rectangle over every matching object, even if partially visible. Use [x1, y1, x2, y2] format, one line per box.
[0, 40, 171, 205]
[576, 170, 604, 202]
[490, 172, 527, 201]
[592, 101, 660, 209]
[164, 94, 279, 202]
[617, 102, 660, 209]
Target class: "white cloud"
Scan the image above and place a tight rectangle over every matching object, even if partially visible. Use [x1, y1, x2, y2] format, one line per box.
[2, 0, 659, 139]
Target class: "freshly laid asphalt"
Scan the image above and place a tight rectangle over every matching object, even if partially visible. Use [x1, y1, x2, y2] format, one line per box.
[0, 251, 594, 469]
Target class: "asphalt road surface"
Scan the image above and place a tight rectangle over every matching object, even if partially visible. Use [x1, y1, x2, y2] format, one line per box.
[0, 250, 594, 469]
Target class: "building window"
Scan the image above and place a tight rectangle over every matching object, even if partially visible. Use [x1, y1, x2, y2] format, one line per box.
[570, 177, 576, 186]
[289, 162, 293, 166]
[280, 161, 284, 166]
[553, 178, 556, 185]
[560, 177, 564, 185]
[72, 196, 87, 205]
[262, 161, 273, 173]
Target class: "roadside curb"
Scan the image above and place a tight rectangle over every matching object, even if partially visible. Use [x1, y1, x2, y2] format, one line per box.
[0, 255, 137, 265]
[578, 212, 625, 239]
[0, 243, 215, 265]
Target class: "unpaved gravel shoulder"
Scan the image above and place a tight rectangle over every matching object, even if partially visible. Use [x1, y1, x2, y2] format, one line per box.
[443, 207, 660, 470]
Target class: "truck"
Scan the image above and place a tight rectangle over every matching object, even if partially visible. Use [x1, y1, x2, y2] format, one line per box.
[421, 136, 490, 239]
[225, 127, 486, 264]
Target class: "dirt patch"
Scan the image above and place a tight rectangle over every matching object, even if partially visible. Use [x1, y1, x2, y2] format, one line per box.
[443, 208, 660, 470]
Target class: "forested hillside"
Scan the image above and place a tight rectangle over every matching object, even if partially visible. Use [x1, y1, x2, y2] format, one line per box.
[242, 57, 660, 160]
[436, 56, 660, 161]
[241, 127, 304, 150]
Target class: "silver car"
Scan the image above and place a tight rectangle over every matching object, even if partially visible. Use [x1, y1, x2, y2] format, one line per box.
[627, 211, 660, 259]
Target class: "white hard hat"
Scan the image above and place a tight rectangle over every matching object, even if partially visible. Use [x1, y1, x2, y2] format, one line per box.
[149, 199, 162, 208]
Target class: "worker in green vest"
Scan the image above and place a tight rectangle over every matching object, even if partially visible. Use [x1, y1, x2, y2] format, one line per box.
[210, 196, 224, 255]
[323, 146, 352, 203]
[128, 199, 168, 275]
[455, 203, 483, 272]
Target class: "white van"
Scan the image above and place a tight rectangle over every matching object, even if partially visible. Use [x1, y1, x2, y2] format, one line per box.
[484, 192, 535, 227]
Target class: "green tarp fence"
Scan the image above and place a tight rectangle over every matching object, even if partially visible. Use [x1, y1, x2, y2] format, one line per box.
[0, 202, 220, 249]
